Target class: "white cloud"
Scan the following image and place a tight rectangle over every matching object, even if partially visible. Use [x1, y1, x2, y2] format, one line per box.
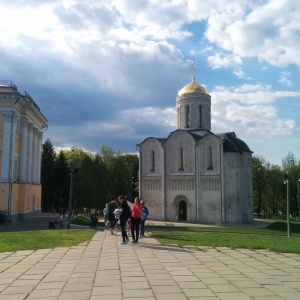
[1, 0, 300, 164]
[211, 84, 298, 138]
[277, 71, 293, 86]
[205, 0, 300, 67]
[233, 68, 251, 80]
[207, 52, 242, 69]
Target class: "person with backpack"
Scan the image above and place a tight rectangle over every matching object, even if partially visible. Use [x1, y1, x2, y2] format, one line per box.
[140, 200, 149, 237]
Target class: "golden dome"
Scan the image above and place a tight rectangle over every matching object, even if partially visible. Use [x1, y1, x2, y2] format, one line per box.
[178, 78, 208, 95]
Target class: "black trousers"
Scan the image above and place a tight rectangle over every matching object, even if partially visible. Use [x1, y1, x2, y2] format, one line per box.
[108, 214, 116, 230]
[120, 217, 128, 242]
[131, 217, 141, 242]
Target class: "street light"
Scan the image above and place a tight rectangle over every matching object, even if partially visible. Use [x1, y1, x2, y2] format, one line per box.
[67, 159, 77, 229]
[297, 179, 300, 222]
[284, 172, 291, 237]
[284, 157, 294, 237]
[130, 177, 134, 202]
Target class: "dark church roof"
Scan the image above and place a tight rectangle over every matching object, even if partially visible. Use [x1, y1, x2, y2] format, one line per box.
[216, 132, 252, 153]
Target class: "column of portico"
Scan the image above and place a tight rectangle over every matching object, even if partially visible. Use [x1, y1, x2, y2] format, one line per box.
[0, 111, 13, 181]
[36, 132, 43, 184]
[26, 123, 33, 183]
[31, 128, 38, 184]
[19, 117, 29, 183]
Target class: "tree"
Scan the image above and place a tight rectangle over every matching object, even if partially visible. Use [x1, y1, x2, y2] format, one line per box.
[41, 144, 139, 214]
[52, 150, 70, 210]
[252, 152, 300, 219]
[265, 164, 285, 215]
[99, 145, 139, 202]
[41, 139, 56, 211]
[252, 156, 268, 215]
[282, 152, 300, 215]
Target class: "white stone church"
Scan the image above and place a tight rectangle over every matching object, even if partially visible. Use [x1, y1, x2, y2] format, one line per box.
[137, 76, 253, 224]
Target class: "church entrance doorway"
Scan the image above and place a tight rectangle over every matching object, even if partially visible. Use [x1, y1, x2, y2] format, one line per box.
[178, 200, 187, 221]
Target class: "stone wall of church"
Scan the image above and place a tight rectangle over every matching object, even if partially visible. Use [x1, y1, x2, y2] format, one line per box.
[165, 175, 197, 221]
[141, 179, 164, 220]
[197, 135, 223, 223]
[239, 153, 254, 223]
[165, 131, 196, 174]
[223, 152, 253, 223]
[139, 138, 165, 220]
[200, 190, 222, 223]
[140, 138, 164, 174]
[223, 152, 240, 223]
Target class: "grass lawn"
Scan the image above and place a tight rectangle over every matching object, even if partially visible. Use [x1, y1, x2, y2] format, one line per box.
[0, 229, 95, 253]
[147, 220, 300, 254]
[1, 216, 300, 254]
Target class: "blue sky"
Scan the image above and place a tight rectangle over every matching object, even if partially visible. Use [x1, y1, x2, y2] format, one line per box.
[0, 0, 299, 165]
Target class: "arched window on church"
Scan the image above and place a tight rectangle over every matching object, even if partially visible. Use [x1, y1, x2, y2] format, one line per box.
[150, 150, 155, 172]
[185, 105, 190, 128]
[178, 147, 184, 171]
[199, 106, 202, 128]
[207, 146, 213, 170]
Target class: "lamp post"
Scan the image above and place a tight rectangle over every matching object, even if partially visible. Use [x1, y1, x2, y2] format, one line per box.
[297, 179, 300, 222]
[130, 177, 134, 202]
[286, 171, 291, 237]
[67, 159, 77, 229]
[285, 158, 294, 237]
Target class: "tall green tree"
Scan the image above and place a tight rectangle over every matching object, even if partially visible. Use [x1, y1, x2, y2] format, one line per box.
[99, 145, 139, 202]
[252, 156, 268, 215]
[41, 139, 56, 211]
[41, 144, 139, 213]
[52, 150, 70, 210]
[282, 152, 300, 215]
[93, 153, 108, 209]
[265, 164, 285, 215]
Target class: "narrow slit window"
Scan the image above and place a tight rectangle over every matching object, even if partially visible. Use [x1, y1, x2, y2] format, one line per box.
[207, 146, 213, 170]
[185, 105, 190, 128]
[199, 106, 202, 127]
[150, 150, 155, 172]
[178, 147, 184, 171]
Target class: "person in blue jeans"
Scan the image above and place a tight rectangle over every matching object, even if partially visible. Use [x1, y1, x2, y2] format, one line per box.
[140, 201, 149, 237]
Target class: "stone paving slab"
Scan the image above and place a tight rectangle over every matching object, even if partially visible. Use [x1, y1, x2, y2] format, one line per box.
[0, 231, 300, 299]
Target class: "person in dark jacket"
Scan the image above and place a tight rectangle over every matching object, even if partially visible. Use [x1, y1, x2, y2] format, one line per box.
[107, 196, 117, 235]
[118, 195, 131, 244]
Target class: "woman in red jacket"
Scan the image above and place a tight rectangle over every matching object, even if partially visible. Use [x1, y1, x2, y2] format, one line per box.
[130, 197, 143, 243]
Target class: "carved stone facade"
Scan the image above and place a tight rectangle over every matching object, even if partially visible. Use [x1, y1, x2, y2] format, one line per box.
[138, 77, 253, 224]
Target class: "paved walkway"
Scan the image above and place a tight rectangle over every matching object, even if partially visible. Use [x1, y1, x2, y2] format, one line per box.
[1, 227, 300, 299]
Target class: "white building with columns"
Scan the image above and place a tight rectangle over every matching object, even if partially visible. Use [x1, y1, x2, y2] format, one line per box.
[138, 77, 253, 224]
[0, 81, 47, 222]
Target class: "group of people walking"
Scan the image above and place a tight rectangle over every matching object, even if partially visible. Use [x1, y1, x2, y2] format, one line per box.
[103, 196, 149, 245]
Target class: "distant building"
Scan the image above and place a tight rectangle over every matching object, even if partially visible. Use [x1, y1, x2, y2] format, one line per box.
[0, 81, 47, 222]
[137, 77, 253, 224]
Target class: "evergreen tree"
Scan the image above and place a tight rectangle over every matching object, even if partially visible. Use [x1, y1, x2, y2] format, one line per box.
[53, 150, 70, 210]
[41, 139, 56, 211]
[252, 156, 267, 215]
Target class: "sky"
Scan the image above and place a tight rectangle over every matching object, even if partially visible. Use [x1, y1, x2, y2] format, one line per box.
[0, 0, 299, 166]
